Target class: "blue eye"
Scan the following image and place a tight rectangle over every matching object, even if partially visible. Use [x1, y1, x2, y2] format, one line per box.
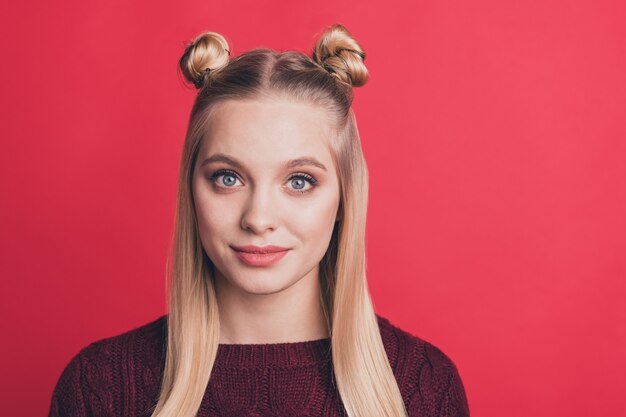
[222, 174, 237, 186]
[208, 170, 318, 194]
[288, 174, 317, 193]
[209, 170, 242, 188]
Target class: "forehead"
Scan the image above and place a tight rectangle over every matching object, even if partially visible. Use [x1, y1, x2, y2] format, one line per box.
[200, 98, 334, 165]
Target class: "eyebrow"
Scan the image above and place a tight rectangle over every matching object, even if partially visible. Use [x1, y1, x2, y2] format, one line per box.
[199, 152, 328, 171]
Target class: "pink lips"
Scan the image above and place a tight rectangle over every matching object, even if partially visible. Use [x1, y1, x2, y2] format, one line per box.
[230, 245, 291, 267]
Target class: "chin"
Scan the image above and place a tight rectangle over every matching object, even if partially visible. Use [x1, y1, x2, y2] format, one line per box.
[235, 277, 296, 296]
[217, 267, 296, 294]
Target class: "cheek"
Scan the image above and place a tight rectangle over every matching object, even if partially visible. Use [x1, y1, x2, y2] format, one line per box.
[192, 178, 237, 249]
[291, 190, 339, 244]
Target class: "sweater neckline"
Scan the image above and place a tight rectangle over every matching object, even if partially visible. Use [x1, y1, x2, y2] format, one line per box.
[214, 337, 332, 368]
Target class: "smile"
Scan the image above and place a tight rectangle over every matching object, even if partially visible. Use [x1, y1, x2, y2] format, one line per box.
[230, 245, 291, 267]
[233, 250, 290, 266]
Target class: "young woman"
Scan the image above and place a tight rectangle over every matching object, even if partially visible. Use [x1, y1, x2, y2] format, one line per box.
[48, 24, 470, 417]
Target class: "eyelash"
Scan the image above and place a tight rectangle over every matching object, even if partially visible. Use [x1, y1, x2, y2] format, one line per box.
[208, 169, 318, 194]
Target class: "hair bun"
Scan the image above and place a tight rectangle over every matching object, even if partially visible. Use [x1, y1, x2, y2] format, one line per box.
[179, 31, 231, 89]
[313, 24, 368, 87]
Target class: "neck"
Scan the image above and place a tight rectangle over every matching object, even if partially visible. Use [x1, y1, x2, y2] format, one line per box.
[214, 266, 330, 344]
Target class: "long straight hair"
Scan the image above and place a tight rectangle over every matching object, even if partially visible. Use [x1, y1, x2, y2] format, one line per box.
[150, 24, 408, 417]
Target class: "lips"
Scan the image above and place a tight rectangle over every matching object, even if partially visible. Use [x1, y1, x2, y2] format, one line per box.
[230, 245, 290, 254]
[230, 245, 291, 267]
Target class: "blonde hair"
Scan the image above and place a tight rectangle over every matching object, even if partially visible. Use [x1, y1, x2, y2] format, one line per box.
[151, 23, 408, 417]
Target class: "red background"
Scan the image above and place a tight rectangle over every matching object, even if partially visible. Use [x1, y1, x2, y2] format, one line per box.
[1, 1, 625, 416]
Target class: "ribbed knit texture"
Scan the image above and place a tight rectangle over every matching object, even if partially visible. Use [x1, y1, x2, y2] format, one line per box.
[48, 314, 470, 416]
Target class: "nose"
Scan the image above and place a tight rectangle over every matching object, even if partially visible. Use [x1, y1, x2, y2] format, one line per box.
[240, 185, 279, 234]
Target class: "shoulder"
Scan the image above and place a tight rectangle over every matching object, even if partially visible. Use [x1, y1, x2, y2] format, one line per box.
[78, 314, 167, 366]
[75, 314, 167, 387]
[48, 315, 167, 416]
[375, 313, 460, 379]
[375, 313, 470, 416]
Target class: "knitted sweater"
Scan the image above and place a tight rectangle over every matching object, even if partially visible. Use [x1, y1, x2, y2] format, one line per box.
[48, 314, 470, 417]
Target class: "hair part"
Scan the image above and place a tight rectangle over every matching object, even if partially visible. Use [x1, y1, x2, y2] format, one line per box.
[150, 23, 408, 417]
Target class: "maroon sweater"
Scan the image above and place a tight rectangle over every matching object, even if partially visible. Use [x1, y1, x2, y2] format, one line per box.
[48, 314, 470, 416]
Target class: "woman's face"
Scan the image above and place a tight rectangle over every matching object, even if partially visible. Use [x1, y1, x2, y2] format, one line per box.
[192, 97, 341, 296]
